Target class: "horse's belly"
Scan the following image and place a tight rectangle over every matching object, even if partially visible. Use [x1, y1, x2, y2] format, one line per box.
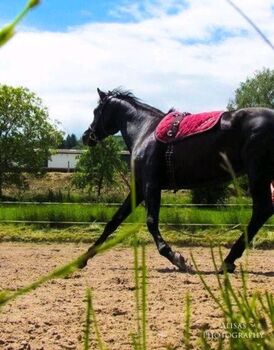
[171, 132, 243, 188]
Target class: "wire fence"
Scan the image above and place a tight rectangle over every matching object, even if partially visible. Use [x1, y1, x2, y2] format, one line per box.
[1, 220, 274, 229]
[0, 201, 253, 208]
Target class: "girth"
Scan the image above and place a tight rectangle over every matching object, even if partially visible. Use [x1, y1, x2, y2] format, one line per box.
[165, 143, 176, 190]
[164, 112, 189, 190]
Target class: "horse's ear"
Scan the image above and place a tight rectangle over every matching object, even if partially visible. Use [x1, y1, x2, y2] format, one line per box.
[97, 88, 107, 101]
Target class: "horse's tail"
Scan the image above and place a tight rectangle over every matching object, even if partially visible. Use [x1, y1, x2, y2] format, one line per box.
[239, 108, 274, 182]
[220, 109, 248, 129]
[222, 107, 274, 130]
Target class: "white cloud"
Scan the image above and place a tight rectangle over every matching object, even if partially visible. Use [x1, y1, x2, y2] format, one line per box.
[0, 0, 273, 135]
[110, 0, 186, 20]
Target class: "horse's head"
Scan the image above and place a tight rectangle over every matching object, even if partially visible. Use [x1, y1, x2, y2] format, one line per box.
[82, 88, 120, 146]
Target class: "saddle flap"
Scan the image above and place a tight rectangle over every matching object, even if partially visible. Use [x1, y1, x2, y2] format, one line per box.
[155, 110, 224, 143]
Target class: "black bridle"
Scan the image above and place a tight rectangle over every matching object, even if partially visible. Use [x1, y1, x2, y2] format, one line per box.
[88, 96, 113, 143]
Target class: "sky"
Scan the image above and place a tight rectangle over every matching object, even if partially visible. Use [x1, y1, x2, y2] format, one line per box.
[0, 0, 273, 136]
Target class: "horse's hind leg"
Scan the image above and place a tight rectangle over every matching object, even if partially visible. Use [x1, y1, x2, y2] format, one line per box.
[145, 184, 188, 271]
[221, 175, 273, 273]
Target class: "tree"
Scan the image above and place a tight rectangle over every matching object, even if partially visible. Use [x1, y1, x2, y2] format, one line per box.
[72, 137, 129, 197]
[59, 133, 78, 149]
[191, 183, 229, 206]
[228, 68, 274, 109]
[68, 134, 77, 148]
[0, 85, 62, 197]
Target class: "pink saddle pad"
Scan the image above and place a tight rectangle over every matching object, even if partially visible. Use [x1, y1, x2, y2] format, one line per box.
[155, 110, 224, 143]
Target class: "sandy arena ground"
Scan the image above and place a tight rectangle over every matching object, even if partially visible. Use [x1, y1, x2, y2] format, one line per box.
[0, 243, 273, 350]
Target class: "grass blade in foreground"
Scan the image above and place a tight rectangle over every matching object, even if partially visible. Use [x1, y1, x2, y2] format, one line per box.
[182, 293, 191, 350]
[0, 0, 40, 47]
[83, 288, 92, 350]
[131, 241, 148, 350]
[141, 244, 148, 350]
[89, 289, 107, 350]
[83, 288, 107, 350]
[132, 236, 141, 349]
[191, 249, 274, 349]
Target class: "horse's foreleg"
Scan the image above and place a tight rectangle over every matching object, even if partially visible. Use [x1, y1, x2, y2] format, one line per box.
[78, 190, 143, 268]
[145, 185, 188, 271]
[221, 179, 273, 273]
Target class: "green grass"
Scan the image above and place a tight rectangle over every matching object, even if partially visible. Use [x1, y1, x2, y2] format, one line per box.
[0, 202, 269, 227]
[0, 203, 116, 223]
[192, 248, 274, 350]
[0, 223, 273, 249]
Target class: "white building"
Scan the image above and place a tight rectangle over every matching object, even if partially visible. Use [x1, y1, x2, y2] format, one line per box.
[47, 149, 82, 171]
[47, 149, 130, 172]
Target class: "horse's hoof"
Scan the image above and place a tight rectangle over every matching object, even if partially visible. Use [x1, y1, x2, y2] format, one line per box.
[77, 247, 97, 269]
[218, 262, 236, 274]
[77, 257, 88, 269]
[173, 252, 189, 272]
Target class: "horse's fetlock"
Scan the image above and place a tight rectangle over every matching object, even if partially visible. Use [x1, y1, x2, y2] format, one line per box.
[158, 244, 171, 257]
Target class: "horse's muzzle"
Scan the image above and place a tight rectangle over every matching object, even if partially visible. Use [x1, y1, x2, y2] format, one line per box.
[82, 128, 98, 146]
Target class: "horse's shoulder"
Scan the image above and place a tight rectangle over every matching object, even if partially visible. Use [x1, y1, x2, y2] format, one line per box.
[132, 134, 163, 164]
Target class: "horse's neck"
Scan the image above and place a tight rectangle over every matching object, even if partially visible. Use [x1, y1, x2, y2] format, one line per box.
[118, 103, 163, 153]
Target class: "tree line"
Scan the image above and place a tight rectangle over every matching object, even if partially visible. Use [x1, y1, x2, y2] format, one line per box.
[0, 68, 273, 200]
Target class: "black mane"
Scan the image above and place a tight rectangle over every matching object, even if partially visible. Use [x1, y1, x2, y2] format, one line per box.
[106, 87, 140, 105]
[107, 87, 164, 117]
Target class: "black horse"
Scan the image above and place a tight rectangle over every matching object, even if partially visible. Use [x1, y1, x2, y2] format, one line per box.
[82, 87, 274, 273]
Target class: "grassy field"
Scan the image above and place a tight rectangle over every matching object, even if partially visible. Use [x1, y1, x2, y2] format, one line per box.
[0, 202, 260, 225]
[1, 173, 273, 248]
[0, 222, 273, 249]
